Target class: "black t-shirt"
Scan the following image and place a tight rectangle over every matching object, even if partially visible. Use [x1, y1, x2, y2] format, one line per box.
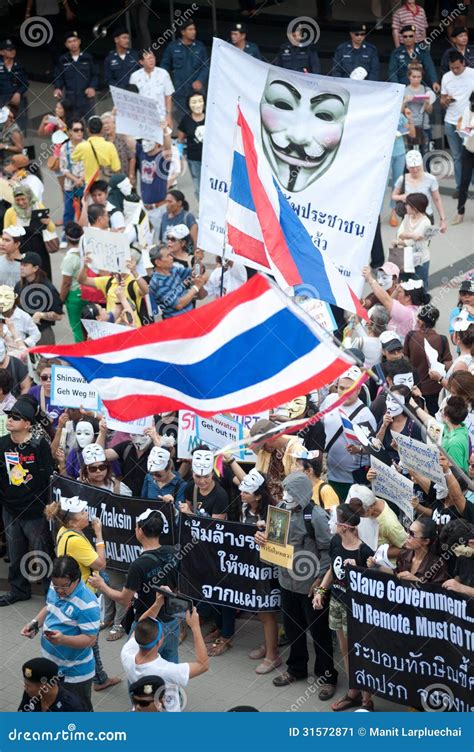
[185, 479, 230, 517]
[113, 440, 152, 497]
[178, 114, 205, 161]
[330, 534, 374, 606]
[5, 356, 28, 397]
[431, 500, 474, 528]
[14, 279, 63, 331]
[0, 433, 54, 518]
[125, 546, 178, 620]
[455, 555, 474, 588]
[18, 684, 88, 712]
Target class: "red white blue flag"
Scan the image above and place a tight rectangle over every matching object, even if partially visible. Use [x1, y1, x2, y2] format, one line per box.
[226, 107, 367, 320]
[31, 274, 353, 421]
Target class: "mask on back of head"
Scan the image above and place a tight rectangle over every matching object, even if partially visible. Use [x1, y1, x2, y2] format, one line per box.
[75, 421, 95, 449]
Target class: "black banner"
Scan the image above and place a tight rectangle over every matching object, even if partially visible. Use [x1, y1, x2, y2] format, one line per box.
[178, 514, 281, 611]
[347, 567, 474, 711]
[49, 475, 177, 572]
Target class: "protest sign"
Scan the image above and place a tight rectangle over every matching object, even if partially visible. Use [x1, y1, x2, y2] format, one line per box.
[0, 414, 7, 437]
[82, 226, 130, 274]
[392, 432, 446, 487]
[178, 410, 268, 461]
[50, 475, 176, 571]
[200, 40, 404, 295]
[260, 541, 294, 569]
[371, 456, 414, 520]
[196, 414, 244, 457]
[81, 319, 127, 340]
[101, 405, 154, 435]
[110, 85, 164, 143]
[178, 514, 281, 611]
[347, 566, 473, 711]
[51, 365, 100, 410]
[297, 298, 337, 332]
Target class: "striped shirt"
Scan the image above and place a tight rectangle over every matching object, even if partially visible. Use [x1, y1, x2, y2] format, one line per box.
[41, 581, 100, 683]
[392, 4, 428, 43]
[149, 264, 193, 318]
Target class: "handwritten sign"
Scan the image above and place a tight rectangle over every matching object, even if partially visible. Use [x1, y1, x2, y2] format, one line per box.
[391, 431, 446, 488]
[102, 405, 154, 436]
[177, 411, 269, 460]
[81, 319, 127, 341]
[82, 227, 130, 274]
[51, 365, 100, 410]
[196, 414, 244, 458]
[110, 86, 164, 143]
[370, 457, 414, 521]
[0, 414, 7, 437]
[260, 541, 294, 568]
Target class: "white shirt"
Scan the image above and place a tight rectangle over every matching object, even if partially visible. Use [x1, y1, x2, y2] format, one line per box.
[121, 636, 189, 712]
[1, 307, 40, 348]
[441, 67, 474, 125]
[0, 254, 21, 288]
[105, 201, 125, 229]
[204, 263, 247, 300]
[129, 68, 174, 119]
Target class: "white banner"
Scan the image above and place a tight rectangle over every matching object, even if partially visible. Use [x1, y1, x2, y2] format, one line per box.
[200, 40, 404, 295]
[51, 365, 100, 410]
[102, 405, 154, 435]
[392, 432, 446, 488]
[110, 86, 164, 144]
[81, 319, 127, 340]
[177, 411, 269, 461]
[371, 456, 414, 521]
[82, 227, 130, 274]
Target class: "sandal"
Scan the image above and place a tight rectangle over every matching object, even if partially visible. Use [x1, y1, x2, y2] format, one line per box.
[204, 627, 221, 644]
[106, 625, 125, 641]
[207, 637, 232, 656]
[248, 645, 266, 660]
[361, 700, 374, 712]
[331, 692, 363, 712]
[255, 657, 282, 674]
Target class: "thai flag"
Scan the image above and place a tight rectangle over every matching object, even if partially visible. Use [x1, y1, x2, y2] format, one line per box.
[339, 409, 359, 444]
[31, 274, 354, 421]
[226, 107, 367, 320]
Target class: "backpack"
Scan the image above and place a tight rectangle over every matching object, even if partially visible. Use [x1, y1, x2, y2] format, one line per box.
[303, 503, 317, 541]
[105, 276, 153, 326]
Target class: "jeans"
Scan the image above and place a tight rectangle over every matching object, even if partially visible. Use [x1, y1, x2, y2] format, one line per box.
[188, 160, 202, 197]
[458, 147, 474, 215]
[159, 617, 180, 663]
[2, 509, 54, 599]
[389, 154, 406, 208]
[280, 587, 338, 685]
[415, 260, 430, 290]
[213, 606, 236, 639]
[445, 121, 464, 190]
[68, 679, 93, 711]
[63, 190, 75, 225]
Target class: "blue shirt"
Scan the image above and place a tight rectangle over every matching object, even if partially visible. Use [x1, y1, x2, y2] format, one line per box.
[149, 264, 193, 318]
[141, 469, 187, 509]
[392, 113, 409, 159]
[388, 44, 437, 87]
[104, 49, 140, 88]
[136, 143, 170, 205]
[159, 208, 197, 242]
[332, 41, 379, 81]
[160, 39, 209, 103]
[449, 305, 474, 334]
[41, 580, 100, 683]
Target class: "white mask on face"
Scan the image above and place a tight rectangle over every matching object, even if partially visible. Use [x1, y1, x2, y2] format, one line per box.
[376, 272, 392, 291]
[386, 395, 404, 417]
[282, 489, 298, 510]
[131, 434, 151, 452]
[393, 373, 414, 389]
[75, 421, 95, 448]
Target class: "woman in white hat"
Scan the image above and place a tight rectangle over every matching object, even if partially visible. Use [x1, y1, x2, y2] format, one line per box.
[79, 443, 132, 496]
[392, 149, 447, 233]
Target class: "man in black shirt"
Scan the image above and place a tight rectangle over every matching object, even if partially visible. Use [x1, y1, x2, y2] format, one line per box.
[181, 448, 229, 517]
[0, 397, 54, 606]
[19, 658, 87, 712]
[101, 428, 154, 496]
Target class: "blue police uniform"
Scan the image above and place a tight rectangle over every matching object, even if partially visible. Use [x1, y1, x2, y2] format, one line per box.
[332, 41, 379, 81]
[54, 51, 99, 119]
[275, 42, 320, 73]
[440, 44, 474, 76]
[235, 41, 262, 60]
[0, 56, 28, 105]
[104, 48, 140, 89]
[388, 44, 438, 86]
[160, 39, 209, 114]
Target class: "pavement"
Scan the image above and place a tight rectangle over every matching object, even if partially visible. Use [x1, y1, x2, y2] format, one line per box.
[0, 78, 472, 713]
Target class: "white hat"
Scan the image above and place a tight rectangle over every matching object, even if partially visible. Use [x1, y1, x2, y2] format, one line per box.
[405, 149, 423, 167]
[60, 495, 88, 514]
[379, 330, 402, 346]
[4, 225, 26, 238]
[340, 365, 362, 382]
[0, 106, 11, 124]
[51, 129, 69, 146]
[166, 224, 190, 240]
[350, 66, 368, 80]
[348, 484, 376, 509]
[136, 507, 168, 528]
[147, 446, 171, 473]
[82, 443, 106, 465]
[192, 449, 214, 476]
[401, 278, 423, 291]
[239, 469, 265, 494]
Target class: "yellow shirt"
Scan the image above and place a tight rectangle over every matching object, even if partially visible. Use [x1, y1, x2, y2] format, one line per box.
[4, 205, 56, 234]
[376, 500, 408, 550]
[56, 527, 98, 590]
[312, 479, 339, 510]
[72, 136, 121, 183]
[94, 273, 143, 327]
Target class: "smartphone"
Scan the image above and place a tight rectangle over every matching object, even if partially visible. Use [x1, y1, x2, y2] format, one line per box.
[155, 587, 193, 619]
[192, 263, 201, 277]
[31, 208, 50, 221]
[43, 629, 55, 637]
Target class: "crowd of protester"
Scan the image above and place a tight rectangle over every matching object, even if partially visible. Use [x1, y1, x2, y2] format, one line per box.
[0, 1, 472, 715]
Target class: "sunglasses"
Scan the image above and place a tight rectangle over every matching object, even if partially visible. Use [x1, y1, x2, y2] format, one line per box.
[132, 698, 156, 708]
[87, 463, 108, 473]
[40, 374, 52, 382]
[353, 32, 366, 36]
[403, 34, 415, 38]
[8, 413, 24, 421]
[71, 127, 84, 132]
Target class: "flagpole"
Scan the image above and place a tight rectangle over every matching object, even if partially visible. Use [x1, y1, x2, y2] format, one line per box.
[219, 240, 226, 298]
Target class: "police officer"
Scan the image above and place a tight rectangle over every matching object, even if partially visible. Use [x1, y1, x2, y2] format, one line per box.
[388, 25, 440, 91]
[104, 27, 140, 90]
[160, 20, 209, 118]
[275, 21, 321, 73]
[440, 27, 474, 76]
[18, 657, 88, 712]
[229, 22, 262, 59]
[0, 39, 29, 133]
[54, 31, 99, 120]
[332, 24, 380, 81]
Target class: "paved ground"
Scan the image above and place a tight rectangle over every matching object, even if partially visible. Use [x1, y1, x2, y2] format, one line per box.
[0, 81, 471, 713]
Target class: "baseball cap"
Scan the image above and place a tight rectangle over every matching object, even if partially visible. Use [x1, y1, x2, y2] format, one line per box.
[406, 150, 423, 167]
[5, 397, 37, 421]
[459, 279, 474, 294]
[379, 331, 403, 351]
[249, 418, 278, 438]
[4, 154, 29, 173]
[379, 261, 400, 278]
[20, 252, 42, 267]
